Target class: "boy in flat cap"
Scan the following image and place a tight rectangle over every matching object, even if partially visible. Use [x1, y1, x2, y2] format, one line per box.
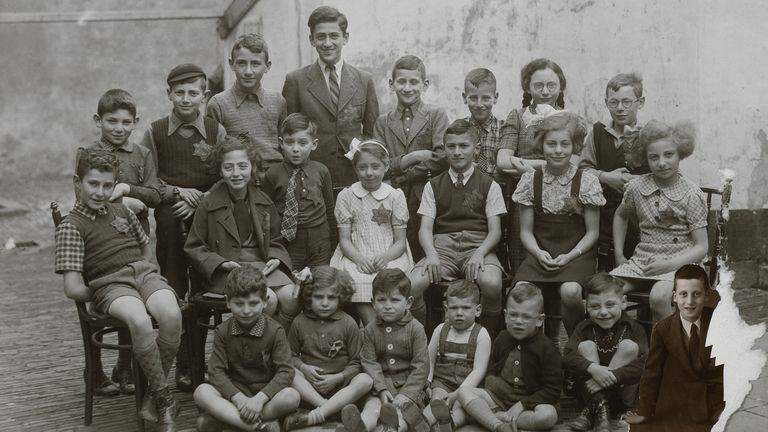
[140, 63, 227, 390]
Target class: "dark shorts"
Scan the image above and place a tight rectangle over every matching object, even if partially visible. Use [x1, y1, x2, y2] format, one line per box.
[89, 260, 176, 314]
[286, 223, 332, 270]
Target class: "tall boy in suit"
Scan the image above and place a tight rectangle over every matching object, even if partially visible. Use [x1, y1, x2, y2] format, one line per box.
[282, 5, 379, 188]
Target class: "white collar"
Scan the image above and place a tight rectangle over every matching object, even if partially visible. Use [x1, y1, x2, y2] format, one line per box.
[448, 165, 475, 185]
[599, 116, 643, 139]
[350, 181, 393, 200]
[680, 315, 702, 339]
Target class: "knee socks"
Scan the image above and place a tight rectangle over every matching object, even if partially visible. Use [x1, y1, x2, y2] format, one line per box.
[156, 335, 180, 378]
[133, 341, 167, 391]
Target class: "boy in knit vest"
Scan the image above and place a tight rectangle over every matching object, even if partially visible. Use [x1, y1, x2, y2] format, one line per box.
[207, 33, 286, 174]
[140, 63, 227, 390]
[55, 148, 182, 432]
[408, 119, 506, 337]
[579, 73, 648, 271]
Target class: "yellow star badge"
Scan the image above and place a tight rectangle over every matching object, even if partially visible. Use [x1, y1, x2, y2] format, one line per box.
[371, 204, 392, 226]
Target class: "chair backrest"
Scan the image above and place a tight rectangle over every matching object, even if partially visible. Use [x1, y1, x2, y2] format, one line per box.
[701, 176, 733, 286]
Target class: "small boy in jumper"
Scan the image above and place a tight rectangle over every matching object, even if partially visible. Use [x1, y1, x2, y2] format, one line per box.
[55, 148, 182, 431]
[263, 113, 335, 270]
[408, 118, 506, 337]
[457, 283, 561, 432]
[208, 33, 286, 173]
[341, 268, 431, 432]
[579, 73, 648, 271]
[424, 280, 492, 432]
[193, 264, 300, 432]
[140, 62, 227, 390]
[373, 54, 449, 261]
[563, 273, 648, 432]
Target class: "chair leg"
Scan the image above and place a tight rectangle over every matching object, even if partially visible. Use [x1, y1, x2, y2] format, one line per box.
[189, 306, 205, 387]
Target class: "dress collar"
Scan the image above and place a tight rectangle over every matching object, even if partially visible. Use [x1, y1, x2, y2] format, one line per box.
[542, 163, 577, 186]
[231, 315, 265, 337]
[168, 109, 207, 137]
[350, 181, 394, 201]
[635, 173, 688, 201]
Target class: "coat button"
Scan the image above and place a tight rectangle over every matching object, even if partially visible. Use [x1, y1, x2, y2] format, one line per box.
[387, 344, 394, 350]
[654, 201, 659, 207]
[514, 360, 520, 365]
[673, 237, 678, 243]
[385, 327, 392, 333]
[516, 345, 521, 350]
[514, 377, 520, 382]
[389, 358, 396, 365]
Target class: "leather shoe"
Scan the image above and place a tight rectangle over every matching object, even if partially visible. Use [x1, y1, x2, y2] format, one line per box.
[111, 366, 135, 395]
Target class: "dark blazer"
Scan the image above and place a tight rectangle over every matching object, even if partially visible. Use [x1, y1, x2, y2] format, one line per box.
[184, 181, 292, 291]
[282, 61, 379, 187]
[637, 305, 724, 426]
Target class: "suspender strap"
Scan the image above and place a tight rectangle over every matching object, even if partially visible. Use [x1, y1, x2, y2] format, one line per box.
[533, 167, 584, 214]
[437, 323, 451, 358]
[465, 323, 482, 362]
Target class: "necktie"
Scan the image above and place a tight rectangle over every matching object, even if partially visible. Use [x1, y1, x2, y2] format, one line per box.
[689, 323, 702, 373]
[281, 168, 300, 241]
[233, 197, 252, 242]
[455, 172, 465, 189]
[327, 64, 340, 110]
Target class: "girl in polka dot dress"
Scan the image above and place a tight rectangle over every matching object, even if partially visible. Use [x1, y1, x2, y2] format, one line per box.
[611, 120, 709, 322]
[330, 140, 413, 325]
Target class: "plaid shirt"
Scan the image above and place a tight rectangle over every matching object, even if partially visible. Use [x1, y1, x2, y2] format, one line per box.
[467, 115, 503, 178]
[54, 201, 148, 274]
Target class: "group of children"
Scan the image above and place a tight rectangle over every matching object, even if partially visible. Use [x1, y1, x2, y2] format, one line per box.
[53, 4, 725, 432]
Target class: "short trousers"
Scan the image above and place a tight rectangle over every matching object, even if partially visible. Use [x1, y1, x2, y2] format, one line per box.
[412, 231, 502, 277]
[89, 260, 176, 314]
[286, 223, 332, 270]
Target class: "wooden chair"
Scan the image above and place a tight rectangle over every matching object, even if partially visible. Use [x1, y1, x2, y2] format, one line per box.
[50, 202, 147, 432]
[625, 177, 733, 335]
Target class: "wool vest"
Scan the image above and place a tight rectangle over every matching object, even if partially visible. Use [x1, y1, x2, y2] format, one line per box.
[431, 170, 493, 234]
[151, 116, 219, 190]
[65, 203, 145, 283]
[593, 123, 650, 206]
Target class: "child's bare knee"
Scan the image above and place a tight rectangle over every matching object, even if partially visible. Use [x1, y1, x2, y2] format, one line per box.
[456, 387, 476, 404]
[534, 404, 558, 428]
[126, 312, 153, 335]
[577, 340, 597, 356]
[617, 339, 639, 356]
[559, 282, 583, 303]
[649, 282, 673, 309]
[276, 387, 301, 406]
[409, 272, 429, 297]
[193, 383, 215, 404]
[354, 373, 374, 389]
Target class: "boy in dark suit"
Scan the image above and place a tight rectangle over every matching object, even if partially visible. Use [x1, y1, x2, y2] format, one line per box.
[282, 5, 379, 188]
[626, 264, 724, 431]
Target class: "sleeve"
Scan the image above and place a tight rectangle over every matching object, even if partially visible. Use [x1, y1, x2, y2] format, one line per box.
[277, 96, 288, 139]
[579, 127, 601, 178]
[562, 321, 594, 376]
[184, 197, 227, 282]
[416, 182, 436, 218]
[124, 148, 161, 208]
[206, 95, 224, 124]
[362, 73, 379, 138]
[579, 172, 607, 207]
[261, 167, 282, 208]
[637, 323, 669, 417]
[360, 326, 388, 394]
[208, 325, 241, 400]
[54, 221, 84, 274]
[282, 72, 301, 115]
[287, 316, 304, 369]
[261, 325, 296, 399]
[391, 189, 409, 228]
[520, 341, 563, 410]
[321, 166, 338, 243]
[686, 186, 709, 231]
[341, 316, 363, 379]
[431, 109, 449, 151]
[499, 109, 521, 153]
[618, 180, 639, 217]
[398, 322, 430, 401]
[265, 199, 292, 270]
[334, 189, 354, 229]
[511, 171, 534, 206]
[125, 207, 149, 245]
[485, 180, 507, 217]
[215, 123, 228, 145]
[139, 127, 175, 203]
[375, 116, 404, 180]
[486, 334, 505, 377]
[612, 321, 649, 385]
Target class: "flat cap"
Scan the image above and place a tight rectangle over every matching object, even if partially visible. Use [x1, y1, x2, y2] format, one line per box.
[167, 63, 206, 85]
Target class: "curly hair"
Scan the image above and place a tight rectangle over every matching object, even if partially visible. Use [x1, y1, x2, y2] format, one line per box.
[225, 264, 268, 300]
[75, 147, 118, 178]
[531, 111, 587, 155]
[300, 265, 355, 310]
[231, 33, 270, 63]
[637, 119, 696, 160]
[520, 58, 566, 109]
[207, 134, 263, 177]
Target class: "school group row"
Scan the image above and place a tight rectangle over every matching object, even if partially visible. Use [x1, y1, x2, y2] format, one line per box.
[53, 4, 721, 432]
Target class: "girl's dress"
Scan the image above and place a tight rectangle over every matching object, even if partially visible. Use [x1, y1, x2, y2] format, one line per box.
[330, 182, 413, 302]
[512, 163, 606, 284]
[610, 173, 708, 281]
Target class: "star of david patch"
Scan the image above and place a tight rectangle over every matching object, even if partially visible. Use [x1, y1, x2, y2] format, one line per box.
[371, 204, 392, 226]
[192, 140, 213, 163]
[560, 196, 584, 215]
[462, 190, 484, 212]
[110, 216, 131, 234]
[658, 207, 679, 227]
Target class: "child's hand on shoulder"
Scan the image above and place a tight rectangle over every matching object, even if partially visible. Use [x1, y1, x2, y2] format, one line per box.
[177, 187, 204, 207]
[109, 183, 131, 201]
[535, 250, 559, 271]
[379, 390, 394, 404]
[642, 258, 675, 277]
[465, 251, 485, 281]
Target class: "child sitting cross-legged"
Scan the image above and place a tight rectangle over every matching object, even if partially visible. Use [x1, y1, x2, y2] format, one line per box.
[424, 280, 492, 432]
[563, 273, 648, 432]
[457, 283, 562, 432]
[194, 264, 300, 432]
[282, 266, 373, 430]
[341, 268, 430, 432]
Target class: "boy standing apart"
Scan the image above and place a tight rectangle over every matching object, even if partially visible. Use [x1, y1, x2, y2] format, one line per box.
[207, 33, 286, 173]
[373, 55, 449, 261]
[457, 283, 561, 432]
[141, 63, 226, 390]
[626, 264, 724, 429]
[408, 119, 505, 336]
[55, 148, 182, 431]
[194, 264, 300, 432]
[563, 273, 648, 432]
[263, 113, 335, 270]
[88, 88, 161, 395]
[579, 73, 648, 271]
[463, 68, 503, 181]
[282, 5, 379, 188]
[342, 269, 430, 432]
